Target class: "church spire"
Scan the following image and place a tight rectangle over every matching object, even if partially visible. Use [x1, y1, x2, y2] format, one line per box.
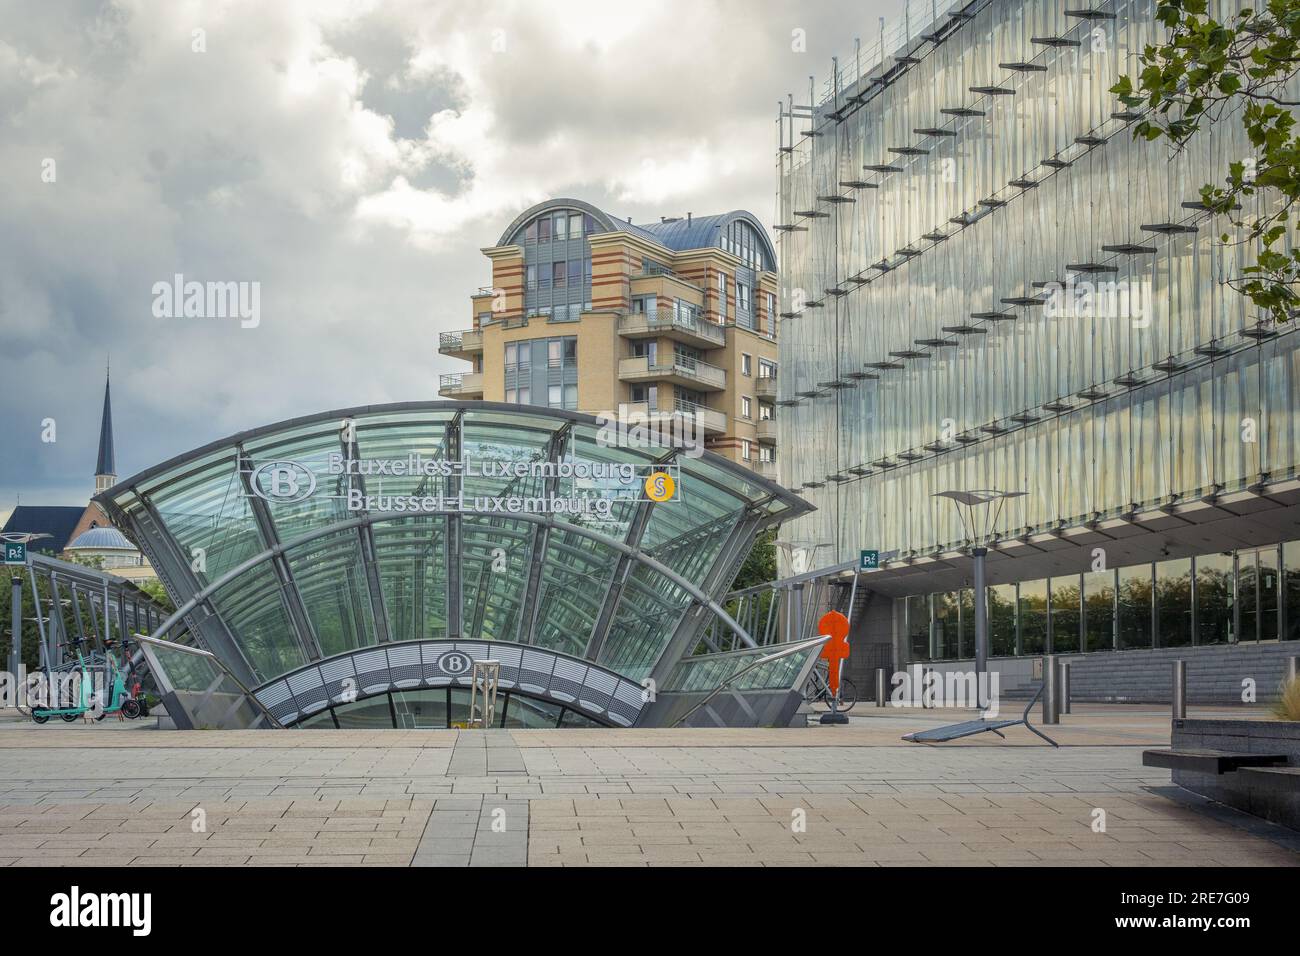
[95, 364, 116, 493]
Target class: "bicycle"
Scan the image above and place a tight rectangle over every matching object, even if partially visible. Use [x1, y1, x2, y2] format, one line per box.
[803, 661, 857, 712]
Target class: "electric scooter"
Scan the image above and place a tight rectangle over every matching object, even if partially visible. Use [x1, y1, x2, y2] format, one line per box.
[88, 638, 143, 721]
[29, 636, 94, 724]
[30, 636, 142, 723]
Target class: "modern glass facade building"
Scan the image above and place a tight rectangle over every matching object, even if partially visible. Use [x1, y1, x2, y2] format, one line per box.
[96, 402, 820, 728]
[775, 0, 1300, 669]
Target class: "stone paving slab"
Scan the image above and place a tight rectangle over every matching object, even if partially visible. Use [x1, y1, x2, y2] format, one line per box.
[0, 707, 1296, 867]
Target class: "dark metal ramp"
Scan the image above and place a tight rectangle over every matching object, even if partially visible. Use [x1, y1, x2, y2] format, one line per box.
[902, 682, 1058, 747]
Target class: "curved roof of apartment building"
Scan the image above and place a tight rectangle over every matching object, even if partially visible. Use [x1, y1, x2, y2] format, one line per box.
[496, 198, 777, 269]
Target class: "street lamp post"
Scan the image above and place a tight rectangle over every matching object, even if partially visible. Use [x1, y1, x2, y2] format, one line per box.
[2, 533, 48, 678]
[933, 489, 1025, 711]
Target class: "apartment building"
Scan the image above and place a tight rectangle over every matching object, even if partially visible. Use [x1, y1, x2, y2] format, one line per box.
[438, 198, 781, 475]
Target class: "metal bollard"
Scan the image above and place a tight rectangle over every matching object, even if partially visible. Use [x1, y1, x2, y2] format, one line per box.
[1172, 659, 1187, 719]
[1042, 655, 1059, 725]
[1060, 661, 1071, 716]
[875, 667, 887, 707]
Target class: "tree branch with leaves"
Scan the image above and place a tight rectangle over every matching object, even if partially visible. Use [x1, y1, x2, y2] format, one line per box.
[1112, 0, 1300, 325]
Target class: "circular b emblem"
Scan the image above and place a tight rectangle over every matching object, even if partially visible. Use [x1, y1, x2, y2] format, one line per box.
[436, 651, 472, 676]
[644, 471, 676, 502]
[250, 460, 316, 503]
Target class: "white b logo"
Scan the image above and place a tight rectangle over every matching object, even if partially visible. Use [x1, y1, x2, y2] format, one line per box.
[250, 460, 316, 503]
[437, 651, 471, 676]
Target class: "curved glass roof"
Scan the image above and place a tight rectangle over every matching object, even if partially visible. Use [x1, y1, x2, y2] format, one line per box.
[97, 402, 810, 698]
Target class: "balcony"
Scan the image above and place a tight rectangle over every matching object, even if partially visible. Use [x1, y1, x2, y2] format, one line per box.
[755, 374, 778, 400]
[438, 371, 484, 399]
[614, 400, 726, 437]
[618, 309, 726, 349]
[674, 399, 728, 435]
[438, 328, 484, 359]
[755, 459, 778, 482]
[613, 398, 728, 434]
[619, 353, 726, 391]
[756, 417, 777, 444]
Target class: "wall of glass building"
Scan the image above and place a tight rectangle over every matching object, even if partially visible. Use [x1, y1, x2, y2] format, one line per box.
[904, 539, 1300, 662]
[775, 0, 1300, 566]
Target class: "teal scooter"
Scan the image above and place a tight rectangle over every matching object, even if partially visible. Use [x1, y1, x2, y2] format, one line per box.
[30, 636, 142, 723]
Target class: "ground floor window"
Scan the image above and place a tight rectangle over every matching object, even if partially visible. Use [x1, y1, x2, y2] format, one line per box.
[900, 540, 1299, 663]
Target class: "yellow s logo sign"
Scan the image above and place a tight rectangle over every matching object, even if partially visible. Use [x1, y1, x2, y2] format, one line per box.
[644, 471, 676, 502]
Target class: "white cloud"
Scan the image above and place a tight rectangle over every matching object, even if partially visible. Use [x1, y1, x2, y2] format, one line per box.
[0, 0, 901, 509]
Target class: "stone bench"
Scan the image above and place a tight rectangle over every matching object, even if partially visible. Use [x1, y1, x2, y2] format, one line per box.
[1142, 748, 1287, 775]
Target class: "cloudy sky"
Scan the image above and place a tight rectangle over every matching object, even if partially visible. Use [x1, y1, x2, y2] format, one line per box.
[0, 0, 902, 521]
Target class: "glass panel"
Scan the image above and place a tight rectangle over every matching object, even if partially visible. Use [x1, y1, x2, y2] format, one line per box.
[957, 588, 975, 659]
[530, 532, 617, 658]
[371, 516, 449, 643]
[145, 642, 266, 730]
[934, 591, 959, 659]
[1117, 564, 1153, 650]
[392, 688, 448, 728]
[298, 709, 337, 728]
[1239, 546, 1279, 643]
[243, 419, 353, 544]
[988, 584, 1016, 657]
[1082, 570, 1115, 653]
[560, 708, 600, 727]
[1050, 576, 1081, 654]
[449, 687, 471, 726]
[143, 452, 261, 587]
[460, 517, 532, 641]
[1156, 558, 1193, 648]
[599, 566, 689, 680]
[208, 563, 306, 682]
[905, 594, 930, 662]
[501, 694, 563, 728]
[1018, 579, 1048, 656]
[333, 694, 394, 728]
[1196, 552, 1236, 646]
[1286, 540, 1300, 641]
[284, 529, 377, 657]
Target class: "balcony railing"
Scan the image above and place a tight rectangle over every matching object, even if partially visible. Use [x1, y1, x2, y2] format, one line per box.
[755, 373, 777, 399]
[618, 309, 725, 347]
[756, 417, 777, 444]
[438, 328, 484, 355]
[438, 371, 484, 397]
[618, 354, 726, 391]
[615, 400, 726, 437]
[673, 399, 727, 435]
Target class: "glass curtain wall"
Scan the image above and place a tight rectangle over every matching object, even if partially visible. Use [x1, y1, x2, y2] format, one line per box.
[777, 0, 1300, 574]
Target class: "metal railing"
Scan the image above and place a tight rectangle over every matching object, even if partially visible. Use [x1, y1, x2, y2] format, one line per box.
[619, 354, 726, 390]
[668, 352, 726, 388]
[673, 398, 727, 432]
[439, 372, 483, 393]
[438, 328, 484, 353]
[618, 309, 726, 346]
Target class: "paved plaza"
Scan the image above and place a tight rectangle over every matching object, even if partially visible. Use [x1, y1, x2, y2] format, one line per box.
[0, 705, 1297, 867]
